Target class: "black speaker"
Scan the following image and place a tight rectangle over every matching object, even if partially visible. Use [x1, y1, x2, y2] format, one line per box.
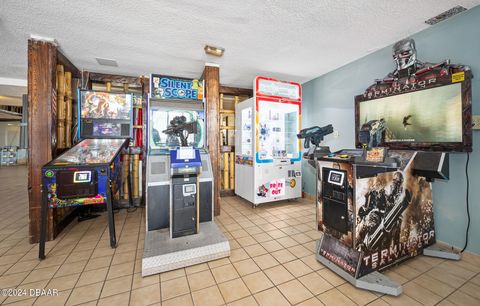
[121, 123, 131, 137]
[413, 152, 449, 180]
[81, 121, 94, 137]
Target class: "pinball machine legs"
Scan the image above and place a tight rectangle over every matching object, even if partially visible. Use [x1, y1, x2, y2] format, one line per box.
[38, 169, 133, 259]
[38, 185, 48, 260]
[106, 184, 117, 248]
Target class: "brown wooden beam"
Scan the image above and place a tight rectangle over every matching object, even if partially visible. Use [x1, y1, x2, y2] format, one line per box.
[219, 85, 253, 97]
[204, 64, 221, 216]
[28, 39, 57, 243]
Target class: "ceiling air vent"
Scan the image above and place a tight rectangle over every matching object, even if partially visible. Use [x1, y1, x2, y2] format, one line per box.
[95, 57, 118, 67]
[425, 5, 467, 25]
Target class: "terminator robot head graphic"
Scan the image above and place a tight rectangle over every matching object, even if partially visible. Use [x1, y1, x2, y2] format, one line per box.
[392, 38, 417, 71]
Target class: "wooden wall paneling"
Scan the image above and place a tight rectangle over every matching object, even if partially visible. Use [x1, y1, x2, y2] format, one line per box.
[219, 86, 253, 97]
[28, 39, 57, 243]
[204, 64, 221, 215]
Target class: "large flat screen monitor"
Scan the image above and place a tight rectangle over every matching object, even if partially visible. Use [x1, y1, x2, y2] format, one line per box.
[355, 77, 472, 152]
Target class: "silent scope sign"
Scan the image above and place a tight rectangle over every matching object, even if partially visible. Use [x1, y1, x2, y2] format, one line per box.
[151, 75, 204, 101]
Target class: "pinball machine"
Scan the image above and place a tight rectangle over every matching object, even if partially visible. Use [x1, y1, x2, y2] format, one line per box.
[39, 91, 134, 259]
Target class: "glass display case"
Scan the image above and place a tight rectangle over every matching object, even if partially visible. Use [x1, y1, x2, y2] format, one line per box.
[257, 100, 299, 161]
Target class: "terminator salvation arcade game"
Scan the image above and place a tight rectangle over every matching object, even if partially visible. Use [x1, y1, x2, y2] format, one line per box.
[314, 38, 473, 295]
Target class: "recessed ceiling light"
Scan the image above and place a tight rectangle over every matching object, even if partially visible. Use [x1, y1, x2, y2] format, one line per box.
[95, 57, 118, 67]
[204, 45, 225, 57]
[425, 6, 467, 25]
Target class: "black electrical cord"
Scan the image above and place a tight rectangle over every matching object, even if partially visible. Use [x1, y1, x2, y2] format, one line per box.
[461, 152, 470, 253]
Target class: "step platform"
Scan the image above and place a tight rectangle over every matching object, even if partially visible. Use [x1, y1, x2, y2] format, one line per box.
[142, 222, 230, 276]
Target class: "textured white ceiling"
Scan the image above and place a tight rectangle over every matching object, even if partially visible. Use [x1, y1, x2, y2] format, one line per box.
[0, 0, 479, 88]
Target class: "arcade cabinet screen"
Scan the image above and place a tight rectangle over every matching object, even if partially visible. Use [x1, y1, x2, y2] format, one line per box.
[358, 83, 462, 143]
[81, 91, 132, 120]
[149, 108, 205, 149]
[80, 91, 133, 138]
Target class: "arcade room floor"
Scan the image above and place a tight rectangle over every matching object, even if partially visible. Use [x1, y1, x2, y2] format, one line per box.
[0, 166, 479, 306]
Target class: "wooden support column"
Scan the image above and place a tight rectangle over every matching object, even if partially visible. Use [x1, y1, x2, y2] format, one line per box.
[28, 39, 57, 243]
[204, 64, 221, 216]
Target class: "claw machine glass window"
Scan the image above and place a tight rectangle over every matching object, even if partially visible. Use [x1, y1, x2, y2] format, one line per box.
[241, 107, 253, 158]
[257, 100, 299, 162]
[149, 103, 205, 153]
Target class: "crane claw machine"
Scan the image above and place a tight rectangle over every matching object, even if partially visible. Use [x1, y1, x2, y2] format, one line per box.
[235, 76, 302, 206]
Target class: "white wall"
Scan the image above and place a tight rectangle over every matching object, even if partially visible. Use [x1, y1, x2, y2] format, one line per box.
[0, 121, 20, 147]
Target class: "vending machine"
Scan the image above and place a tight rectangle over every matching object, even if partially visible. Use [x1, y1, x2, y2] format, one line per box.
[235, 76, 302, 206]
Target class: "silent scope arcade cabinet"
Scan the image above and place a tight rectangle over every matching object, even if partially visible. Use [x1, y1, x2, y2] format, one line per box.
[142, 74, 229, 276]
[235, 76, 302, 206]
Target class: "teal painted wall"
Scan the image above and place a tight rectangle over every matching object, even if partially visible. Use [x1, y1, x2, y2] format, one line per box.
[302, 6, 480, 254]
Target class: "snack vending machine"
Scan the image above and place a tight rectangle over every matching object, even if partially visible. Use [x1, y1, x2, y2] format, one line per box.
[235, 76, 302, 206]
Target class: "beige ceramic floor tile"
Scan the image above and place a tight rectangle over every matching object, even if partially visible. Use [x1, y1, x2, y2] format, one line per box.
[161, 276, 190, 300]
[33, 289, 71, 306]
[130, 283, 161, 306]
[252, 253, 279, 270]
[107, 261, 135, 280]
[97, 291, 130, 306]
[84, 256, 112, 271]
[296, 297, 326, 306]
[382, 293, 423, 306]
[187, 269, 216, 291]
[298, 272, 333, 295]
[76, 267, 109, 287]
[212, 263, 240, 283]
[66, 281, 103, 305]
[318, 288, 356, 306]
[100, 274, 133, 298]
[185, 263, 209, 274]
[263, 265, 295, 285]
[229, 248, 250, 263]
[270, 249, 296, 264]
[337, 282, 378, 305]
[132, 272, 159, 289]
[162, 293, 193, 306]
[253, 287, 290, 306]
[283, 259, 313, 277]
[233, 258, 260, 276]
[241, 271, 274, 294]
[277, 279, 313, 304]
[191, 285, 225, 306]
[218, 278, 251, 303]
[227, 295, 258, 306]
[160, 267, 186, 282]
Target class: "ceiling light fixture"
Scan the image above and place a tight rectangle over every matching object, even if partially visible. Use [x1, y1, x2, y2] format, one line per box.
[95, 57, 118, 67]
[425, 6, 467, 25]
[204, 45, 225, 57]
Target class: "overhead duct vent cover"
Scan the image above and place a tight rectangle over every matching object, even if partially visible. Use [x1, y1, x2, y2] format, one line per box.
[95, 57, 118, 67]
[425, 6, 467, 25]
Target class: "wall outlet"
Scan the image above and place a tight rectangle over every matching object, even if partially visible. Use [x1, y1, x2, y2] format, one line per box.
[473, 115, 480, 130]
[334, 130, 340, 138]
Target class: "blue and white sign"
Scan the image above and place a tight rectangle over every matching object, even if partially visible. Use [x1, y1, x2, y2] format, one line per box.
[150, 74, 204, 101]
